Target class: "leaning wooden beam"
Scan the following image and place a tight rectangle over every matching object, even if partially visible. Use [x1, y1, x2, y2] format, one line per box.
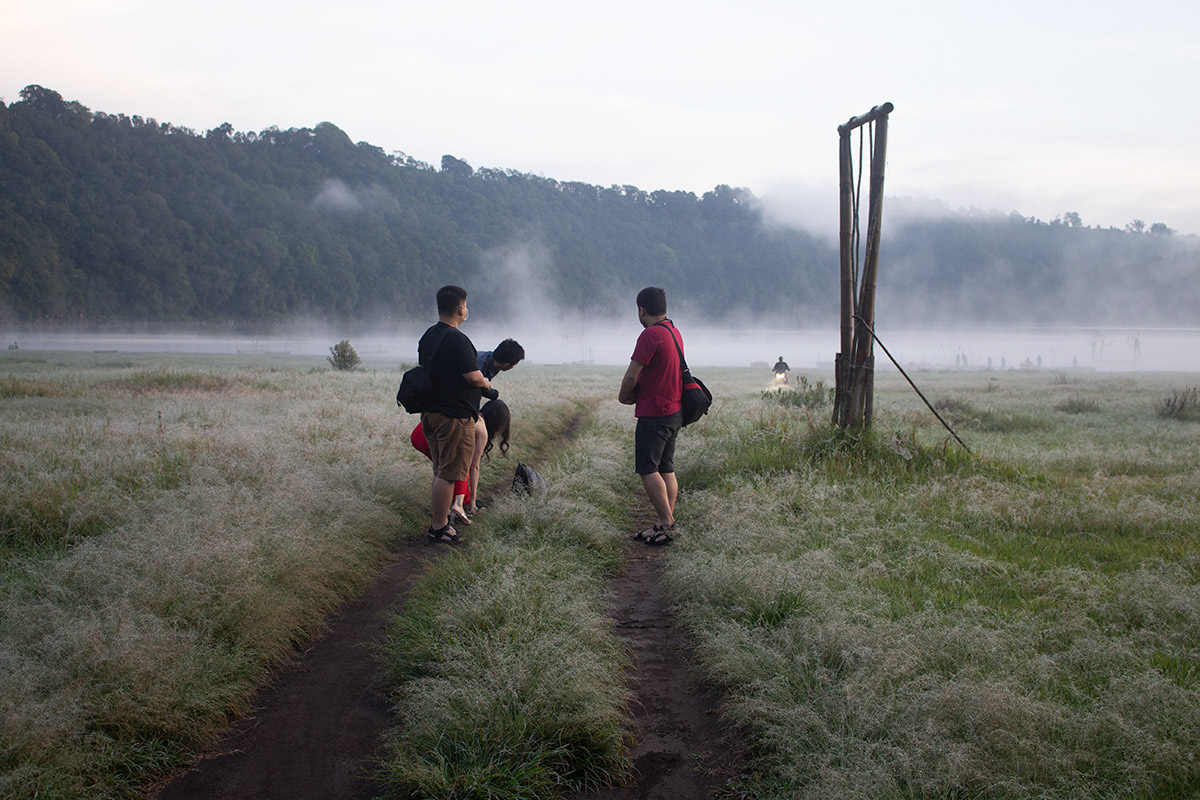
[852, 107, 890, 371]
[838, 130, 855, 360]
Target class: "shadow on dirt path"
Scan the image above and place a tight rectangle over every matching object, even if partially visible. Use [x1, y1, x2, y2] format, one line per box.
[567, 539, 740, 800]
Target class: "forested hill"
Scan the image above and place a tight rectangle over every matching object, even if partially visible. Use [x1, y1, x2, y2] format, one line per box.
[2, 85, 1198, 326]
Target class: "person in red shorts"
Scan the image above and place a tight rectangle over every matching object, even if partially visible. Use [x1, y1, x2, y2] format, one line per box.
[618, 286, 683, 545]
[410, 399, 511, 524]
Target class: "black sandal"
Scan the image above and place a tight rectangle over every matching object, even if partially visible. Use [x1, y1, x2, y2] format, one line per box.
[636, 523, 674, 546]
[427, 524, 459, 544]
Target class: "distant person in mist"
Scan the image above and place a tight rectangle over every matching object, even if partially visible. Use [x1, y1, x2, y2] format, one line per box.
[618, 286, 684, 546]
[772, 355, 790, 383]
[417, 285, 492, 544]
[411, 398, 511, 524]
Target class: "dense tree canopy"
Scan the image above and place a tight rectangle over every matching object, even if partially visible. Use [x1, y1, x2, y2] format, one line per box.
[1, 86, 1197, 326]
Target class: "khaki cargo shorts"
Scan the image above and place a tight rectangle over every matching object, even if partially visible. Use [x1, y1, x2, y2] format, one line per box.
[420, 412, 474, 482]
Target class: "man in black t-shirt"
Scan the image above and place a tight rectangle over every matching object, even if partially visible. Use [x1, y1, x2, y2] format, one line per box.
[418, 285, 492, 543]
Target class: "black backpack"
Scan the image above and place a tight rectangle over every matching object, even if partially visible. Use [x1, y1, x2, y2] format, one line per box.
[396, 326, 453, 414]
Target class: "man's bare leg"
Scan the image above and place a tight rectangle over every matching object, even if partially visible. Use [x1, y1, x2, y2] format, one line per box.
[640, 472, 676, 528]
[663, 471, 678, 518]
[432, 476, 455, 531]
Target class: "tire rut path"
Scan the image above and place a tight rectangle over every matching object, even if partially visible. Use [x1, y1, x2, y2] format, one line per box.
[147, 405, 739, 799]
[147, 539, 436, 800]
[566, 536, 740, 800]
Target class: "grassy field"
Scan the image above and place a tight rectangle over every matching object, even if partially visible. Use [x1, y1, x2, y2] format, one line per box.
[2, 350, 1199, 799]
[667, 367, 1200, 799]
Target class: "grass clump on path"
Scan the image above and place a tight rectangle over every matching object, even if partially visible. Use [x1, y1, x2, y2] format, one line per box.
[378, 425, 633, 799]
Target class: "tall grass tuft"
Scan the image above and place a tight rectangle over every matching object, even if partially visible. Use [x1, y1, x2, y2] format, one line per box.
[1157, 386, 1200, 421]
[1055, 396, 1101, 414]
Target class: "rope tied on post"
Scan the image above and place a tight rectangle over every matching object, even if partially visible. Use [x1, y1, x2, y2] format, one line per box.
[852, 315, 971, 454]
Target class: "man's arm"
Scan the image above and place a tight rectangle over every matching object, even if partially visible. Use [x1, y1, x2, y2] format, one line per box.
[618, 359, 644, 405]
[462, 369, 492, 393]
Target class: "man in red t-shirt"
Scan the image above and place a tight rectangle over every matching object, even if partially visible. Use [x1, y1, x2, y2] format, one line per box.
[618, 287, 683, 545]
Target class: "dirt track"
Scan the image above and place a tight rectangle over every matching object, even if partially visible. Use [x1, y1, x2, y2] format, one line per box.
[148, 467, 736, 799]
[148, 540, 437, 800]
[567, 542, 737, 800]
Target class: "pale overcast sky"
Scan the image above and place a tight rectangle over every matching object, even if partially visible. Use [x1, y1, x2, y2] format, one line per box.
[5, 0, 1199, 234]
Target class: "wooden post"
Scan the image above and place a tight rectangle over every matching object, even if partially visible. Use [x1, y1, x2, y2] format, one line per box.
[834, 103, 892, 429]
[834, 126, 854, 423]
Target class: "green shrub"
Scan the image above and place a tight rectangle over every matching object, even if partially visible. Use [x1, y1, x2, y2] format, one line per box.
[327, 340, 361, 371]
[762, 376, 833, 410]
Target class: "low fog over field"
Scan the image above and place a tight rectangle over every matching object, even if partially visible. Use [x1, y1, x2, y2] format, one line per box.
[5, 319, 1197, 373]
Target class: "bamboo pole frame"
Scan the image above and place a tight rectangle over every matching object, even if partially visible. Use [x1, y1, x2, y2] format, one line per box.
[834, 102, 892, 429]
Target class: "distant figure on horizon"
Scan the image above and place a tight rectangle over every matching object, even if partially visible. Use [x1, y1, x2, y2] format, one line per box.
[7, 342, 16, 350]
[772, 355, 790, 384]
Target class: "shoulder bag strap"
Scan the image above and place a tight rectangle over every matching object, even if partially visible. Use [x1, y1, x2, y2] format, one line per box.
[420, 324, 455, 368]
[653, 320, 688, 385]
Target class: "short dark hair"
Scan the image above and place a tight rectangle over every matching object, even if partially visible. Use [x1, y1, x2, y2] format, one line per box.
[436, 285, 467, 316]
[480, 399, 511, 457]
[636, 286, 667, 316]
[494, 339, 524, 365]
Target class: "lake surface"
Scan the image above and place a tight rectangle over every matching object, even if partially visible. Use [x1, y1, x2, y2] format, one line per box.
[3, 322, 1199, 373]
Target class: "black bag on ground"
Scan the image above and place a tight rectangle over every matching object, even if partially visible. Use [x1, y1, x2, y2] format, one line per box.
[655, 322, 712, 426]
[396, 325, 454, 413]
[512, 462, 547, 494]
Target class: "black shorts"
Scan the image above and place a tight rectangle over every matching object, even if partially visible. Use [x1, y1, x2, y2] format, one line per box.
[634, 412, 683, 475]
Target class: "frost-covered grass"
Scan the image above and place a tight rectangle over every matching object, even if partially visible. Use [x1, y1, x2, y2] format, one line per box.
[0, 352, 576, 800]
[664, 367, 1200, 799]
[5, 353, 1199, 800]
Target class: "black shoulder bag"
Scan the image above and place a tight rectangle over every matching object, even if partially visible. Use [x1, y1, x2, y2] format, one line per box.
[396, 325, 454, 413]
[655, 321, 712, 426]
